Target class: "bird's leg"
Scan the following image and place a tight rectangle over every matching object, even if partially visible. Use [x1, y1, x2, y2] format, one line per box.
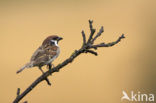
[47, 63, 54, 69]
[49, 63, 52, 69]
[39, 67, 44, 74]
[47, 63, 56, 73]
[47, 64, 52, 75]
[49, 63, 59, 72]
[52, 64, 59, 72]
[39, 67, 51, 86]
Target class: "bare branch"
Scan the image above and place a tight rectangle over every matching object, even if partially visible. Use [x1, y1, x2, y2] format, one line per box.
[17, 88, 20, 97]
[91, 26, 104, 44]
[89, 20, 93, 30]
[13, 20, 125, 103]
[85, 50, 98, 56]
[87, 20, 96, 44]
[44, 78, 51, 86]
[90, 34, 125, 48]
[81, 30, 86, 46]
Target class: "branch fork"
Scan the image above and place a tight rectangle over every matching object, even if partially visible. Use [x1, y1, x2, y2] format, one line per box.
[81, 20, 124, 56]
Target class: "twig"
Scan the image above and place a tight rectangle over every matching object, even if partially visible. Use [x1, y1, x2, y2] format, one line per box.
[85, 50, 98, 56]
[87, 20, 96, 44]
[91, 26, 104, 44]
[13, 20, 125, 103]
[81, 30, 86, 46]
[44, 78, 51, 85]
[17, 88, 20, 97]
[90, 34, 125, 48]
[15, 88, 28, 103]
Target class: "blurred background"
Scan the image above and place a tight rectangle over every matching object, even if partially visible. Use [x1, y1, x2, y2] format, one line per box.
[0, 0, 156, 103]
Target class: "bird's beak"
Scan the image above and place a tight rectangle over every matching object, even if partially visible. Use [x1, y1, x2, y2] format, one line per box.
[58, 37, 63, 41]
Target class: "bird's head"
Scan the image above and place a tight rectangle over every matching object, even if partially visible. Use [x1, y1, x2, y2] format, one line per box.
[42, 35, 63, 46]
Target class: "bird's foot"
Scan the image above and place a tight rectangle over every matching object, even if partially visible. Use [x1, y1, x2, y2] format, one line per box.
[47, 64, 55, 75]
[39, 67, 51, 86]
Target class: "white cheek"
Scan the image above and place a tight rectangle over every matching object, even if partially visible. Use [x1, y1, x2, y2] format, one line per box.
[51, 40, 58, 46]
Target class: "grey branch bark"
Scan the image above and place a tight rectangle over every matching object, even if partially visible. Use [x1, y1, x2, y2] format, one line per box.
[13, 20, 125, 103]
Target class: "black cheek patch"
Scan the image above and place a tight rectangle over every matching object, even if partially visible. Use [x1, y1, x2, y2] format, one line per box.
[50, 41, 55, 45]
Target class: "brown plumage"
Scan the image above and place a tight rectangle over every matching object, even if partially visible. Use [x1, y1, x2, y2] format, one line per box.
[17, 35, 63, 74]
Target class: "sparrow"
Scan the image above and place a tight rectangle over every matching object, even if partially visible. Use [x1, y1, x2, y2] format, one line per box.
[17, 35, 63, 74]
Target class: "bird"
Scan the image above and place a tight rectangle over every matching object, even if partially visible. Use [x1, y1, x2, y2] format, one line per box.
[17, 35, 63, 74]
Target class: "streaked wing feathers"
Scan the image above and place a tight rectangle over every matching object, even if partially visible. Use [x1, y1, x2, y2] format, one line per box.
[30, 45, 58, 66]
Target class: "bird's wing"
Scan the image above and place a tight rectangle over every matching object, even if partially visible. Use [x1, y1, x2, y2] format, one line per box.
[31, 45, 58, 66]
[44, 45, 58, 57]
[30, 46, 45, 61]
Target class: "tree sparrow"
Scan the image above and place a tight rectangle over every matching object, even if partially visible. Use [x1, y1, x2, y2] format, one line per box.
[17, 35, 63, 74]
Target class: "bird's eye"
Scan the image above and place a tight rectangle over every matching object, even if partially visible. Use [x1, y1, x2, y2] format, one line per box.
[53, 37, 58, 40]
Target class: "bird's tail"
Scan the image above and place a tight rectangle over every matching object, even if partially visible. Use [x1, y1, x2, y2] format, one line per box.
[17, 62, 33, 74]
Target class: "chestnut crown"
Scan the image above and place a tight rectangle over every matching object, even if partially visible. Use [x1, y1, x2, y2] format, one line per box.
[42, 35, 63, 46]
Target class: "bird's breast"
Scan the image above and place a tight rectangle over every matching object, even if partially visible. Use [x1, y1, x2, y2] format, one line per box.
[46, 46, 60, 64]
